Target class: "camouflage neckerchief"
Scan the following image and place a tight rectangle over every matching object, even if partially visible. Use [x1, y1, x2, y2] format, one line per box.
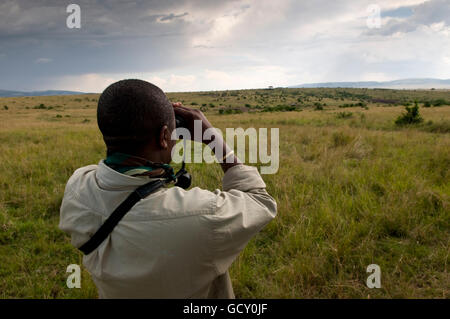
[104, 152, 174, 178]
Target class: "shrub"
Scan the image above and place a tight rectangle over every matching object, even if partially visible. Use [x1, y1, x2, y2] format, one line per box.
[332, 132, 352, 147]
[336, 111, 353, 119]
[190, 102, 198, 105]
[218, 108, 242, 115]
[395, 102, 423, 125]
[421, 120, 450, 133]
[432, 99, 449, 107]
[262, 105, 297, 112]
[33, 103, 46, 109]
[423, 101, 431, 108]
[3, 105, 8, 110]
[314, 104, 323, 111]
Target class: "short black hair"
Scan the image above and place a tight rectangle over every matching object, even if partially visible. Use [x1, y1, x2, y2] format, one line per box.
[97, 79, 174, 154]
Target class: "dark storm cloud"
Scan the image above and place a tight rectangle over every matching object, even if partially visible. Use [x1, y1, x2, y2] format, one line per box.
[0, 0, 219, 89]
[159, 12, 189, 22]
[0, 0, 448, 91]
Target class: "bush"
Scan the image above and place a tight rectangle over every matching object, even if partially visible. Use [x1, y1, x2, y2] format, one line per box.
[395, 102, 423, 125]
[339, 102, 367, 108]
[314, 104, 323, 110]
[190, 102, 198, 105]
[336, 111, 353, 119]
[262, 105, 298, 112]
[218, 108, 242, 115]
[332, 132, 352, 147]
[421, 120, 450, 133]
[33, 103, 47, 109]
[432, 99, 449, 107]
[3, 105, 8, 110]
[423, 101, 431, 108]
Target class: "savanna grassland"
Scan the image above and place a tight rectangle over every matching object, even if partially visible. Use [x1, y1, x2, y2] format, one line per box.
[0, 87, 449, 298]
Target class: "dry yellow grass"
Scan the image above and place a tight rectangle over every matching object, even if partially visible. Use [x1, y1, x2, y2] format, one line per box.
[0, 88, 448, 298]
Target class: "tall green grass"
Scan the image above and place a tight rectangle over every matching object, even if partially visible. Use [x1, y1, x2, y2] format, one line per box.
[0, 91, 448, 298]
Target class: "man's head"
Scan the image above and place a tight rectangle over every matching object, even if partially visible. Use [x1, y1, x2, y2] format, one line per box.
[97, 79, 175, 163]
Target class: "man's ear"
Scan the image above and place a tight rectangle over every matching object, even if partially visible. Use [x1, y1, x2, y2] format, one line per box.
[159, 125, 171, 150]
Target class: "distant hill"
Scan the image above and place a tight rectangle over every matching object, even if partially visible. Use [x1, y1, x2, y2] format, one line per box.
[289, 78, 450, 89]
[0, 89, 87, 97]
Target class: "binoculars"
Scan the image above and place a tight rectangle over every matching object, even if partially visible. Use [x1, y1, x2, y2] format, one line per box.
[175, 114, 186, 128]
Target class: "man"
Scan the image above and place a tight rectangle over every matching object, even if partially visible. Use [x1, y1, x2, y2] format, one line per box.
[59, 79, 277, 298]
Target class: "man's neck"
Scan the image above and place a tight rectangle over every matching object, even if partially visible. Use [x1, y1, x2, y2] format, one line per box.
[107, 148, 166, 164]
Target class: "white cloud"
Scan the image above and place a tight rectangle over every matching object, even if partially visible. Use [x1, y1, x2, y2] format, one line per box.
[360, 72, 393, 82]
[38, 64, 298, 93]
[48, 73, 118, 92]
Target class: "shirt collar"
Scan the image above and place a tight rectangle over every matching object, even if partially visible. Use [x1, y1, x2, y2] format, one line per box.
[95, 160, 163, 191]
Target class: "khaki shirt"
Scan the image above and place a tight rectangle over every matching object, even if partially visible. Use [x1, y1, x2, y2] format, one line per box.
[59, 161, 277, 298]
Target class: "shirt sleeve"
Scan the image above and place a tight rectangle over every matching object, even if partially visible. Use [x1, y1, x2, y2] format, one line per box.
[205, 164, 277, 275]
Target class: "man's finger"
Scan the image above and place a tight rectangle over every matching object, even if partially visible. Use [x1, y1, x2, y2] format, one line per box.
[173, 103, 194, 114]
[173, 105, 191, 116]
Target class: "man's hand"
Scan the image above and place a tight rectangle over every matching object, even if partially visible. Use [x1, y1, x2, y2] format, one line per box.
[172, 102, 241, 173]
[172, 102, 213, 143]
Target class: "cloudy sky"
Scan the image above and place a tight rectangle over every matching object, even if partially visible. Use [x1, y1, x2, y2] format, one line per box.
[1, 0, 449, 92]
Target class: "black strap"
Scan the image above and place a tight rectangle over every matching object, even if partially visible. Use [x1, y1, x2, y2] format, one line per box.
[79, 179, 165, 255]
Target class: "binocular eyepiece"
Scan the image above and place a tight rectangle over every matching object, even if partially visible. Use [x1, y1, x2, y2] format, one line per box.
[175, 114, 186, 128]
[173, 115, 191, 189]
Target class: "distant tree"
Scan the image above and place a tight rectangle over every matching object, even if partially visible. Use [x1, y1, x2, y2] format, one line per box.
[395, 101, 423, 125]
